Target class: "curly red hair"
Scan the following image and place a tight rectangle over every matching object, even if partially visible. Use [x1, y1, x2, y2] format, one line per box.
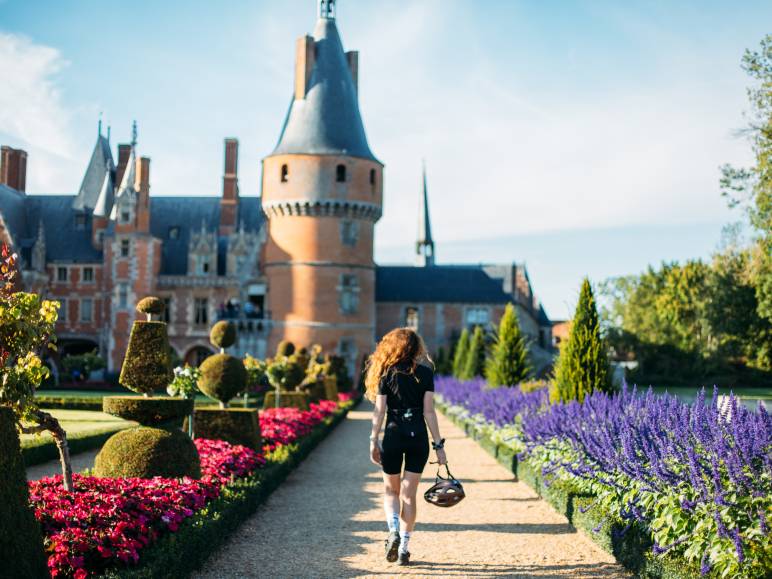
[364, 328, 431, 401]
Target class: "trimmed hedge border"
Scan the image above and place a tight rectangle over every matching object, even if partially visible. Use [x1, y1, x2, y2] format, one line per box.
[98, 397, 360, 578]
[36, 396, 265, 412]
[436, 401, 701, 579]
[22, 424, 128, 467]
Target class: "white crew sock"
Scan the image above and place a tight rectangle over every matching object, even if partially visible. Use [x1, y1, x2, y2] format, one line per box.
[399, 531, 411, 554]
[386, 512, 399, 533]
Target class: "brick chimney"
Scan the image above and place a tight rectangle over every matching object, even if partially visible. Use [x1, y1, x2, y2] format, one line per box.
[295, 35, 315, 100]
[136, 156, 151, 232]
[115, 144, 132, 188]
[0, 146, 27, 192]
[220, 138, 239, 235]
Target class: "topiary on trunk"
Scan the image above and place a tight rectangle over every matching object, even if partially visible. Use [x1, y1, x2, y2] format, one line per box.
[486, 303, 531, 387]
[276, 340, 295, 357]
[551, 278, 612, 403]
[210, 321, 237, 350]
[461, 325, 486, 380]
[197, 321, 246, 408]
[451, 328, 470, 378]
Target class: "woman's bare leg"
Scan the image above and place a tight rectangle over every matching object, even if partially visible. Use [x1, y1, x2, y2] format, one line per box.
[382, 472, 401, 530]
[399, 471, 422, 532]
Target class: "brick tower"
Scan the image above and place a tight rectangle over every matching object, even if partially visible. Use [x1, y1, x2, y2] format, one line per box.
[262, 0, 383, 373]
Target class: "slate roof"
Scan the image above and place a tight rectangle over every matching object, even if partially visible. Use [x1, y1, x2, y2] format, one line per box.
[0, 184, 29, 243]
[148, 196, 263, 275]
[271, 17, 378, 162]
[375, 265, 513, 304]
[25, 196, 102, 262]
[72, 135, 113, 212]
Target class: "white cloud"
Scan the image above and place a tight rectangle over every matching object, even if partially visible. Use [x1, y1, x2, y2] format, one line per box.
[0, 32, 81, 192]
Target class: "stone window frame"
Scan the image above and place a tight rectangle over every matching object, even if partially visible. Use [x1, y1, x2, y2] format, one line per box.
[194, 297, 209, 326]
[339, 219, 359, 247]
[58, 298, 67, 322]
[119, 239, 131, 258]
[404, 306, 420, 331]
[118, 283, 129, 310]
[465, 305, 491, 328]
[82, 266, 94, 284]
[80, 298, 93, 323]
[56, 266, 68, 283]
[338, 274, 359, 315]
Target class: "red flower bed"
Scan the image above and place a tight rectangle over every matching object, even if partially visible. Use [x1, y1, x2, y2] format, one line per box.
[29, 401, 341, 578]
[260, 400, 339, 452]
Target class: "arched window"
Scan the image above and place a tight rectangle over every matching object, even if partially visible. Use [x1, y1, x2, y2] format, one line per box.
[336, 164, 346, 183]
[280, 164, 289, 183]
[405, 307, 419, 331]
[369, 168, 376, 193]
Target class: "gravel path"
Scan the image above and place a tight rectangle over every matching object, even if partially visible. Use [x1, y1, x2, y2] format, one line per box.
[194, 406, 627, 578]
[26, 449, 100, 481]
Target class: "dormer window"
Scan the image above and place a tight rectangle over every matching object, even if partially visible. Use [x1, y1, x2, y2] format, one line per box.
[168, 226, 180, 240]
[195, 255, 210, 276]
[336, 164, 346, 183]
[281, 164, 289, 183]
[120, 210, 130, 224]
[75, 214, 87, 230]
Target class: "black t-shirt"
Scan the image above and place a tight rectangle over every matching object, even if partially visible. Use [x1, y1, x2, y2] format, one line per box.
[377, 362, 435, 410]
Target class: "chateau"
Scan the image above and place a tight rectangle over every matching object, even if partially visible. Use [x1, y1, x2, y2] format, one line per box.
[0, 1, 553, 380]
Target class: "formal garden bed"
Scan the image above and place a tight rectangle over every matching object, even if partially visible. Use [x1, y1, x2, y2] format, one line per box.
[435, 377, 771, 579]
[28, 396, 356, 578]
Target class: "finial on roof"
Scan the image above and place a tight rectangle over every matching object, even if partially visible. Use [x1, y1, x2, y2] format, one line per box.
[319, 0, 336, 19]
[107, 125, 111, 143]
[416, 160, 435, 267]
[131, 120, 138, 147]
[98, 113, 103, 137]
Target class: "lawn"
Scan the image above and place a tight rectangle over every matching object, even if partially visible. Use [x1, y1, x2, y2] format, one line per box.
[20, 409, 133, 448]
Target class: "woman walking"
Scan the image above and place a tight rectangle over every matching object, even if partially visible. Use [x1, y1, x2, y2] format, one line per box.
[365, 328, 447, 566]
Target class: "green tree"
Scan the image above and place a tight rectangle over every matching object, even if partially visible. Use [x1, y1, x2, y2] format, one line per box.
[434, 346, 452, 375]
[485, 303, 530, 387]
[721, 34, 772, 322]
[451, 328, 470, 378]
[551, 278, 611, 403]
[461, 325, 486, 380]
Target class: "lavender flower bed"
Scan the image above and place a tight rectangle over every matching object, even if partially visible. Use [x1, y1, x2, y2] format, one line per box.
[434, 377, 772, 578]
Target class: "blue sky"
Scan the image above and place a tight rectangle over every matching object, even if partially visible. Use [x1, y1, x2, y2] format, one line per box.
[1, 0, 769, 318]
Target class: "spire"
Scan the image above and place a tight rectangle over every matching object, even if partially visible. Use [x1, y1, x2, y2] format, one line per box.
[72, 121, 115, 211]
[131, 120, 138, 147]
[416, 161, 435, 267]
[98, 112, 103, 136]
[319, 0, 336, 19]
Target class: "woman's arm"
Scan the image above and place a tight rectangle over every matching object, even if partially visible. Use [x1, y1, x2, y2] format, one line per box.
[369, 394, 387, 466]
[423, 391, 447, 465]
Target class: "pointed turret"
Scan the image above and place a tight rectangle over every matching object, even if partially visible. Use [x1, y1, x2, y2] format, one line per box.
[416, 162, 435, 267]
[73, 120, 114, 211]
[272, 1, 376, 161]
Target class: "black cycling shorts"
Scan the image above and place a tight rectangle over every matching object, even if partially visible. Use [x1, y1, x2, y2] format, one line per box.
[381, 418, 430, 475]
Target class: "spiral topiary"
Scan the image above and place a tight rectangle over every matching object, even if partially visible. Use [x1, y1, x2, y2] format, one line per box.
[94, 426, 201, 479]
[198, 353, 247, 407]
[210, 321, 237, 351]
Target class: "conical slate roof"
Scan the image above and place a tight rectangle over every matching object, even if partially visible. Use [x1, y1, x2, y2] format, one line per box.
[418, 163, 433, 245]
[109, 146, 136, 220]
[72, 134, 114, 211]
[271, 16, 378, 162]
[92, 171, 114, 218]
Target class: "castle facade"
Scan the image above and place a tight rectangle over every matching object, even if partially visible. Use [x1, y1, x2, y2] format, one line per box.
[0, 2, 553, 380]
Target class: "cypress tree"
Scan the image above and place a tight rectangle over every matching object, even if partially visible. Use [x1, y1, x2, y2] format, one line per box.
[485, 303, 530, 387]
[435, 346, 452, 375]
[551, 278, 612, 403]
[451, 328, 470, 378]
[462, 325, 486, 379]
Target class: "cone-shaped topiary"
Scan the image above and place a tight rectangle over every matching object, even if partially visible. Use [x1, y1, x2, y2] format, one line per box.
[198, 353, 247, 407]
[461, 325, 486, 380]
[94, 426, 201, 479]
[210, 321, 237, 350]
[0, 407, 48, 577]
[119, 320, 173, 395]
[276, 340, 295, 357]
[451, 328, 470, 378]
[551, 278, 611, 403]
[486, 303, 531, 387]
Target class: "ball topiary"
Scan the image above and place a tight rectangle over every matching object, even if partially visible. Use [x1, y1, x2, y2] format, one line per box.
[94, 426, 201, 479]
[0, 407, 48, 577]
[276, 340, 295, 357]
[197, 353, 247, 407]
[210, 321, 237, 350]
[136, 296, 165, 319]
[103, 396, 194, 426]
[119, 321, 173, 395]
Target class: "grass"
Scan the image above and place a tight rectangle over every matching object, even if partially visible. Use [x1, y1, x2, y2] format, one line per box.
[20, 410, 132, 446]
